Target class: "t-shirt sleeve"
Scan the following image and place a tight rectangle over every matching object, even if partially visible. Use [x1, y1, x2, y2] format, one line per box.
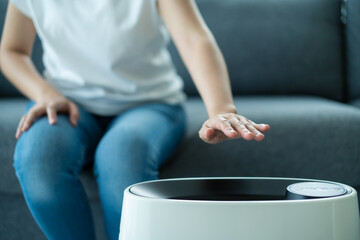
[10, 0, 32, 18]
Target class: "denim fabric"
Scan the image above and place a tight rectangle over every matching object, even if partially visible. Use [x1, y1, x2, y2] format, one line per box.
[13, 101, 186, 240]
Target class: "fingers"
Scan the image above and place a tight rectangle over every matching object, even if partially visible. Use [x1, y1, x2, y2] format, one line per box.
[199, 123, 228, 144]
[207, 115, 238, 138]
[234, 117, 267, 141]
[248, 120, 270, 132]
[203, 127, 217, 143]
[47, 101, 79, 126]
[204, 127, 215, 140]
[46, 105, 57, 125]
[199, 123, 214, 143]
[244, 122, 264, 141]
[22, 106, 46, 132]
[15, 100, 79, 139]
[229, 117, 256, 141]
[68, 102, 79, 126]
[199, 114, 240, 144]
[16, 116, 26, 139]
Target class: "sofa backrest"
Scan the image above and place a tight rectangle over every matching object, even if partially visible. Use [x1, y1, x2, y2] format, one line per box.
[345, 0, 360, 101]
[0, 0, 348, 101]
[169, 0, 346, 101]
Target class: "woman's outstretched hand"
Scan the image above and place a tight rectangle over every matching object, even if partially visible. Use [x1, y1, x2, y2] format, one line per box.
[15, 95, 79, 139]
[199, 113, 270, 144]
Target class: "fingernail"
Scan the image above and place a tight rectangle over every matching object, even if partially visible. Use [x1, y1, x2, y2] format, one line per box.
[246, 131, 254, 136]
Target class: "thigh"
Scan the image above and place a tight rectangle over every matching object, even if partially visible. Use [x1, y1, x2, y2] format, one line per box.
[94, 102, 187, 180]
[14, 101, 103, 175]
[93, 102, 186, 239]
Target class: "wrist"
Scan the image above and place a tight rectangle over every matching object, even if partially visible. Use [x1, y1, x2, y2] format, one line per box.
[208, 103, 237, 118]
[35, 84, 64, 103]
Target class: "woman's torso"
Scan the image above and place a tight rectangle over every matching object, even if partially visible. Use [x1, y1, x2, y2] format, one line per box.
[14, 0, 186, 115]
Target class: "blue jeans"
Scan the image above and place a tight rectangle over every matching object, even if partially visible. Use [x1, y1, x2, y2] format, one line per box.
[13, 101, 186, 240]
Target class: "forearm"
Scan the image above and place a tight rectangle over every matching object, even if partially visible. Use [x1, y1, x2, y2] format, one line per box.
[0, 50, 62, 102]
[180, 34, 236, 118]
[158, 0, 269, 144]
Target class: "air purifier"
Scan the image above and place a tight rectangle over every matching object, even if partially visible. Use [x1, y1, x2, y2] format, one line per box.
[119, 177, 360, 240]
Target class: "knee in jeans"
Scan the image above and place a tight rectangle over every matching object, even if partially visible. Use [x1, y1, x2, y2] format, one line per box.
[14, 145, 81, 176]
[14, 129, 85, 175]
[13, 140, 84, 204]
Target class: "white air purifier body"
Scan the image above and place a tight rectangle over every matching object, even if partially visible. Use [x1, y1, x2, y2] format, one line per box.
[119, 177, 360, 240]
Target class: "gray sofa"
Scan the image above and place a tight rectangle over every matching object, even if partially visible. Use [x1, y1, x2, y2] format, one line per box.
[1, 0, 360, 239]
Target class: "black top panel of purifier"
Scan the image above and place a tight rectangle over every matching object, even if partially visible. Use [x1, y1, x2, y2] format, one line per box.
[129, 178, 349, 201]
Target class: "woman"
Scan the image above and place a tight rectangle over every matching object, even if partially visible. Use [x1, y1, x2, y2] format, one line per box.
[0, 0, 270, 239]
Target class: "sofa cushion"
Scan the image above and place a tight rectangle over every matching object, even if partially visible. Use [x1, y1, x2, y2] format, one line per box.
[169, 0, 345, 100]
[2, 96, 360, 200]
[0, 194, 46, 240]
[159, 96, 360, 188]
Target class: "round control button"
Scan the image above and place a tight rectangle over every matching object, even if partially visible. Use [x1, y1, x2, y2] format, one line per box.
[286, 182, 347, 200]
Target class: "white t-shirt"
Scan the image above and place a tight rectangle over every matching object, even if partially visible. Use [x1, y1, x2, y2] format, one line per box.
[11, 0, 187, 116]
